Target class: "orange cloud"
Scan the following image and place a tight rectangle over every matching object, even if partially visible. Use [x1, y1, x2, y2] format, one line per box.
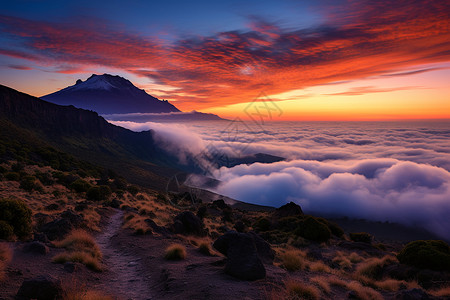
[0, 0, 449, 111]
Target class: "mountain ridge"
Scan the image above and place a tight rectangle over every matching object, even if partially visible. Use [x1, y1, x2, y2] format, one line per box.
[41, 74, 180, 114]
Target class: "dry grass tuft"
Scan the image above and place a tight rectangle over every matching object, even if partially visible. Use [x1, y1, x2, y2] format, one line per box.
[332, 251, 353, 270]
[53, 230, 102, 271]
[285, 279, 320, 300]
[198, 242, 212, 256]
[280, 250, 306, 272]
[164, 244, 186, 260]
[328, 276, 349, 288]
[430, 286, 450, 297]
[0, 243, 12, 280]
[310, 276, 331, 294]
[356, 255, 397, 279]
[307, 261, 332, 273]
[349, 252, 364, 263]
[346, 281, 383, 300]
[372, 279, 419, 291]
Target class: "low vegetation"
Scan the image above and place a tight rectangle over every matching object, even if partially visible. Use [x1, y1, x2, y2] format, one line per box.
[0, 198, 32, 239]
[281, 250, 306, 271]
[285, 279, 320, 300]
[164, 244, 186, 260]
[397, 240, 450, 271]
[350, 232, 372, 244]
[53, 230, 102, 271]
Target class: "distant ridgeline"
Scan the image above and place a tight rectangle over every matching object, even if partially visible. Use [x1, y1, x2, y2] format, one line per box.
[0, 84, 196, 190]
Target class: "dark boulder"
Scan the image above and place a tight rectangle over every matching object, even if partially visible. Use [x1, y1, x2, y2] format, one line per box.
[40, 210, 85, 240]
[213, 231, 274, 280]
[16, 276, 63, 300]
[213, 231, 265, 280]
[109, 198, 122, 209]
[40, 218, 73, 241]
[171, 211, 205, 236]
[272, 202, 303, 219]
[33, 233, 50, 244]
[23, 241, 49, 255]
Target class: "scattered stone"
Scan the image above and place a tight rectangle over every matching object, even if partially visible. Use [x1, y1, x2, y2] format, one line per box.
[272, 202, 303, 219]
[40, 218, 73, 241]
[23, 241, 49, 255]
[144, 218, 170, 235]
[63, 262, 79, 273]
[45, 203, 59, 211]
[171, 211, 205, 236]
[16, 276, 63, 300]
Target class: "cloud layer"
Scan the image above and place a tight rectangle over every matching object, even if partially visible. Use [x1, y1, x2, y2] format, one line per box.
[1, 0, 450, 109]
[113, 119, 450, 239]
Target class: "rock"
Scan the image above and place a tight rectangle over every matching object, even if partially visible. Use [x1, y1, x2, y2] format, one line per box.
[213, 231, 271, 280]
[234, 221, 246, 233]
[40, 210, 85, 240]
[110, 198, 122, 209]
[247, 231, 275, 264]
[33, 233, 50, 244]
[60, 210, 84, 227]
[45, 203, 59, 211]
[40, 218, 73, 241]
[171, 211, 205, 236]
[16, 276, 63, 300]
[63, 262, 79, 273]
[272, 202, 303, 219]
[212, 199, 229, 210]
[33, 213, 53, 230]
[218, 225, 230, 233]
[144, 218, 170, 235]
[23, 241, 49, 255]
[394, 288, 432, 300]
[348, 290, 358, 299]
[196, 206, 207, 219]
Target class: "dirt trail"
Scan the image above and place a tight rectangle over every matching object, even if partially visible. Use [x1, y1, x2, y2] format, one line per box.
[96, 210, 152, 300]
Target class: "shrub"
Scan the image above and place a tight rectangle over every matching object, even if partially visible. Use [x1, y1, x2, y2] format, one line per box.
[20, 175, 42, 192]
[397, 240, 450, 271]
[164, 244, 186, 260]
[127, 185, 139, 196]
[350, 232, 372, 244]
[0, 221, 14, 240]
[198, 242, 211, 255]
[281, 250, 305, 271]
[70, 179, 92, 193]
[295, 216, 331, 243]
[5, 172, 20, 181]
[0, 198, 32, 239]
[254, 217, 271, 232]
[315, 217, 344, 238]
[86, 185, 111, 201]
[285, 280, 320, 300]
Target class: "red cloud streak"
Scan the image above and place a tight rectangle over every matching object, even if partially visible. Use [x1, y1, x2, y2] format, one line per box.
[0, 0, 449, 109]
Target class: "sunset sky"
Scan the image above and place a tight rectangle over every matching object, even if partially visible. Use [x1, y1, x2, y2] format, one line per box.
[1, 0, 449, 120]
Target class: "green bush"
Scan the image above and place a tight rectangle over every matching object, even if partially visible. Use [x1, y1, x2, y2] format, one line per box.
[315, 217, 344, 238]
[397, 240, 450, 271]
[295, 216, 331, 243]
[0, 198, 32, 239]
[350, 232, 372, 244]
[70, 179, 92, 193]
[5, 172, 20, 181]
[254, 217, 271, 232]
[86, 185, 111, 201]
[0, 220, 14, 240]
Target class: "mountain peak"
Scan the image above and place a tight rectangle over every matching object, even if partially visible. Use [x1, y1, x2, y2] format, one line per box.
[41, 74, 181, 114]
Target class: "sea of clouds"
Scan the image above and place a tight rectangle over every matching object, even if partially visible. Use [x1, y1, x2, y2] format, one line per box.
[109, 119, 450, 239]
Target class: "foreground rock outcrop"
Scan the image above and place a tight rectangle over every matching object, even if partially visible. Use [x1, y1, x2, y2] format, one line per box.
[213, 231, 274, 280]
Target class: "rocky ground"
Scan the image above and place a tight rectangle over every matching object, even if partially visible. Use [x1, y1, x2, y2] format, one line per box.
[1, 162, 450, 300]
